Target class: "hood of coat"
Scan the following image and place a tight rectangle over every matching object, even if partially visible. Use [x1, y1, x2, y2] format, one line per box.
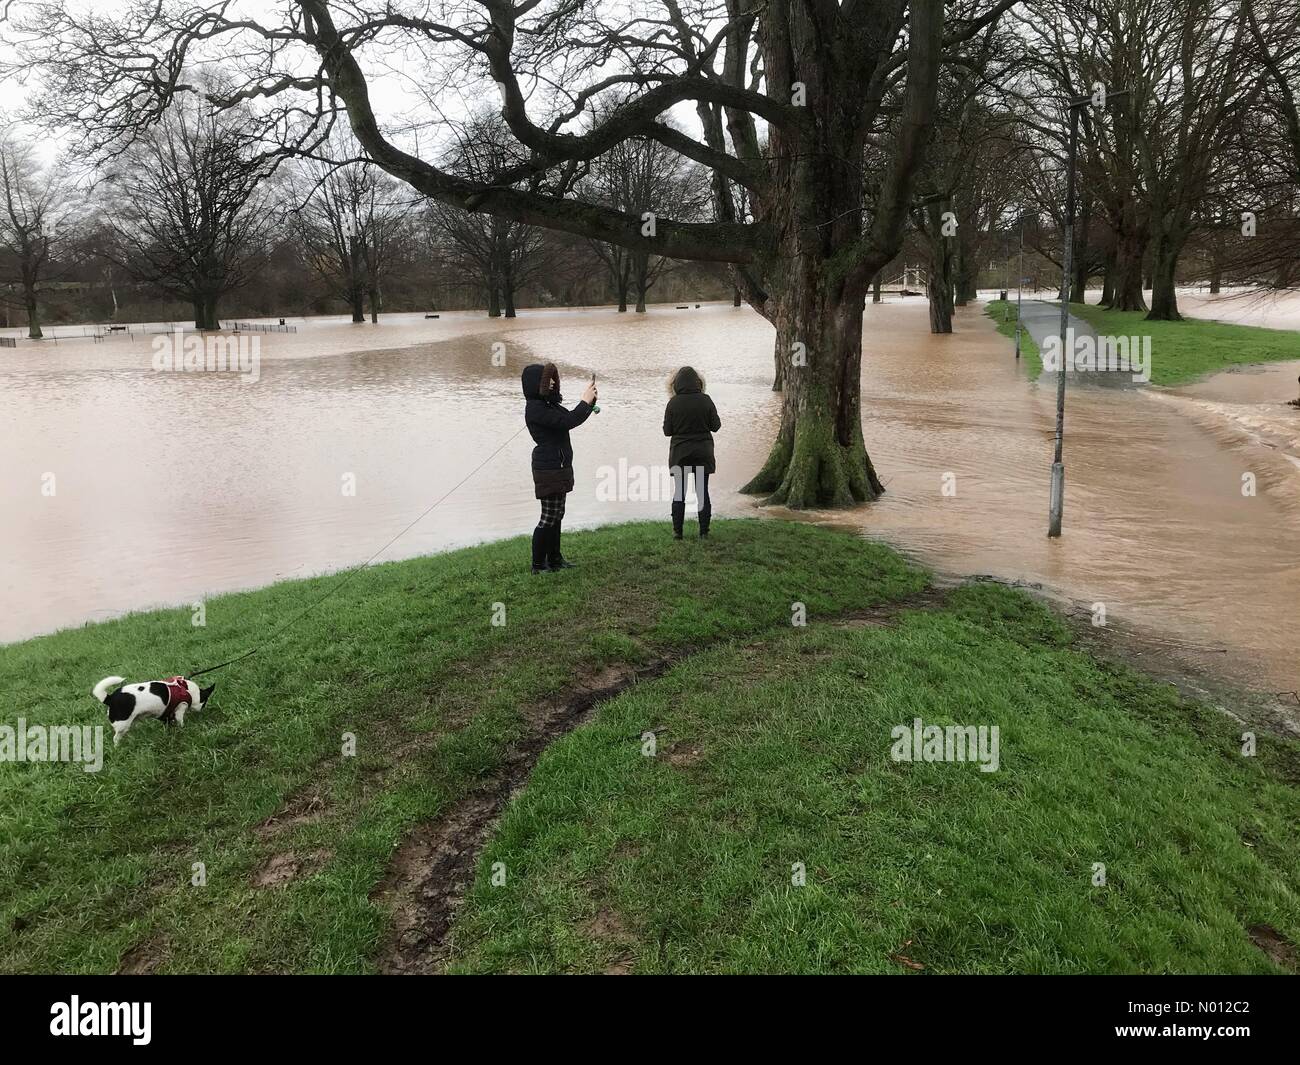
[521, 363, 543, 398]
[669, 365, 705, 395]
[521, 362, 562, 401]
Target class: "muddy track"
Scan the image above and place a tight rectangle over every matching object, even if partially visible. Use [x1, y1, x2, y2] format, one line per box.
[372, 656, 691, 974]
[372, 586, 953, 975]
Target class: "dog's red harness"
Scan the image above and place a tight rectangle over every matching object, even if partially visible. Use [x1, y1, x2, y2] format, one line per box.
[162, 676, 192, 712]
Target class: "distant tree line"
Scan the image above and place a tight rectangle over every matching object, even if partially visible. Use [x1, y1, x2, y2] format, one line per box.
[0, 101, 730, 336]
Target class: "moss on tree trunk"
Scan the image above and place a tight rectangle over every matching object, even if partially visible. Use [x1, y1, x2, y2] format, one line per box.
[742, 271, 883, 507]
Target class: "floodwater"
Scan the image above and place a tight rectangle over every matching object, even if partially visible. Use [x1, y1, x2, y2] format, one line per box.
[2, 298, 1297, 694]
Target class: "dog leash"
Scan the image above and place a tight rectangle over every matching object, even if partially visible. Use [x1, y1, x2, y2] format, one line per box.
[187, 424, 528, 679]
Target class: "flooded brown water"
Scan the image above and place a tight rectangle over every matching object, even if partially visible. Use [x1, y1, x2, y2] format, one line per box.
[3, 299, 1297, 694]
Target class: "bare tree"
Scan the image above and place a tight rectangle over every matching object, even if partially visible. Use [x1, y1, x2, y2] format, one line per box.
[909, 17, 1020, 333]
[425, 110, 554, 318]
[0, 131, 76, 338]
[584, 121, 711, 312]
[100, 94, 275, 329]
[1020, 0, 1252, 319]
[289, 129, 416, 322]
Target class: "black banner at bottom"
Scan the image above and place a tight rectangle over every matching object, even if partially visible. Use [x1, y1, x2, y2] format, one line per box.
[0, 975, 1292, 1051]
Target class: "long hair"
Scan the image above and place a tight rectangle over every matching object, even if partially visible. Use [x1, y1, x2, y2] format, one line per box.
[666, 366, 706, 394]
[539, 362, 561, 400]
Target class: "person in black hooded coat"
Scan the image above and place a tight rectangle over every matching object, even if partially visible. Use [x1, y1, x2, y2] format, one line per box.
[521, 361, 596, 572]
[663, 365, 721, 538]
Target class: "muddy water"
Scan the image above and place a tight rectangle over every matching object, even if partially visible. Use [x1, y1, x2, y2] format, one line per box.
[811, 301, 1300, 694]
[3, 300, 1297, 693]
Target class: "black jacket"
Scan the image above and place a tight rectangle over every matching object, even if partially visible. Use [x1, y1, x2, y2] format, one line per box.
[663, 366, 721, 473]
[522, 363, 592, 497]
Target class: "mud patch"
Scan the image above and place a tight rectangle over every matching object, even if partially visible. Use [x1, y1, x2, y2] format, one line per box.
[116, 937, 166, 975]
[665, 741, 702, 768]
[252, 849, 332, 888]
[255, 790, 329, 839]
[581, 909, 637, 975]
[832, 585, 952, 628]
[1247, 923, 1298, 970]
[373, 657, 679, 975]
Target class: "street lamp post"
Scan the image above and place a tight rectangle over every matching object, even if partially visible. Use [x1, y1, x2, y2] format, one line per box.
[1014, 211, 1024, 360]
[1048, 88, 1128, 539]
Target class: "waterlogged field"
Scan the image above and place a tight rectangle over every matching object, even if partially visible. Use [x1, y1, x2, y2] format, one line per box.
[3, 298, 1298, 690]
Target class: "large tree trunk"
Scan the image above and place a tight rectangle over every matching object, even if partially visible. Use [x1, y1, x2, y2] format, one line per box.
[487, 276, 502, 318]
[928, 275, 953, 333]
[348, 243, 366, 321]
[633, 251, 649, 313]
[1099, 247, 1116, 307]
[1146, 230, 1183, 321]
[1069, 198, 1090, 303]
[503, 275, 517, 318]
[1209, 223, 1224, 294]
[24, 285, 42, 340]
[742, 273, 883, 506]
[1111, 220, 1148, 312]
[953, 234, 976, 307]
[925, 210, 955, 334]
[872, 272, 882, 304]
[193, 293, 219, 331]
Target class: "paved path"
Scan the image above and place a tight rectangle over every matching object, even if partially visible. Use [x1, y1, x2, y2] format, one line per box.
[1012, 299, 1142, 390]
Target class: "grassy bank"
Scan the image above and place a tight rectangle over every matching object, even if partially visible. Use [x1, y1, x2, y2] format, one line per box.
[984, 300, 1043, 377]
[1070, 302, 1300, 386]
[2, 521, 1296, 973]
[0, 521, 922, 973]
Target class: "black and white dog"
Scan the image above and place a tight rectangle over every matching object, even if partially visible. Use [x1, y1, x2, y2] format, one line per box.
[92, 675, 216, 745]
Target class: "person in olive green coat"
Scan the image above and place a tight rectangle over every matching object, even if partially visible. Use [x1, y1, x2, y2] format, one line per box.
[662, 365, 721, 539]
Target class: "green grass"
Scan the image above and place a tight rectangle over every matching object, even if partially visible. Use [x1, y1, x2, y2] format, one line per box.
[984, 300, 1042, 378]
[1069, 301, 1300, 386]
[0, 520, 923, 973]
[447, 584, 1300, 974]
[2, 520, 1296, 974]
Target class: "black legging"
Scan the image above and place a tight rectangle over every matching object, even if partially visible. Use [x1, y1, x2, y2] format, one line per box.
[671, 464, 711, 529]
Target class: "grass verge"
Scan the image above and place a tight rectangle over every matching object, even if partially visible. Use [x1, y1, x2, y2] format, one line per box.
[1069, 301, 1300, 386]
[984, 300, 1042, 378]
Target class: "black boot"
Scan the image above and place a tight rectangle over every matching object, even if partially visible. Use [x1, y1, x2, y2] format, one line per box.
[531, 527, 550, 573]
[699, 509, 711, 538]
[671, 500, 685, 540]
[547, 523, 574, 569]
